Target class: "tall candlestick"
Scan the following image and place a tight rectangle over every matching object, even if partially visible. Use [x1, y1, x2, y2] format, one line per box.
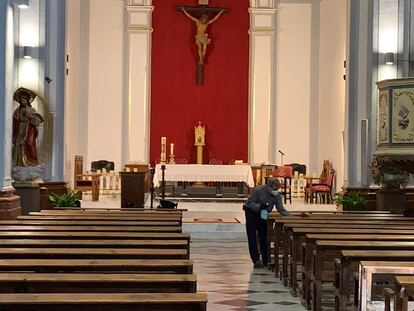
[170, 143, 174, 155]
[160, 137, 167, 164]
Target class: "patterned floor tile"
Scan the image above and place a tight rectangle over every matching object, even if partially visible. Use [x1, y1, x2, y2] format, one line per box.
[191, 239, 307, 311]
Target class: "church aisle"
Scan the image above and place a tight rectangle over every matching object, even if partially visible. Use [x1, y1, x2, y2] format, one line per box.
[191, 239, 306, 311]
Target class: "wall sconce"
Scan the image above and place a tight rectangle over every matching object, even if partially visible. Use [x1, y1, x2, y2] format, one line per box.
[23, 46, 32, 59]
[385, 52, 394, 65]
[13, 0, 29, 9]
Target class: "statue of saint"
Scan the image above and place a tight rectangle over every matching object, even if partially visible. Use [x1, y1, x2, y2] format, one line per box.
[181, 8, 224, 65]
[12, 87, 43, 167]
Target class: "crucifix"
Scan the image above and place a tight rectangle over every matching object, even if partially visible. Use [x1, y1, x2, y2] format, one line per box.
[177, 0, 229, 85]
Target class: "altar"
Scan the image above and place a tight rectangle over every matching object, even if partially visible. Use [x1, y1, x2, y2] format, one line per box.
[153, 164, 255, 197]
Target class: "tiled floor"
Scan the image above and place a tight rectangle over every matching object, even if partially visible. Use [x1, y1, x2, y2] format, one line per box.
[191, 239, 306, 311]
[81, 194, 334, 310]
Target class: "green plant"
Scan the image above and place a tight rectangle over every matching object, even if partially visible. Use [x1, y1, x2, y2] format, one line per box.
[48, 191, 79, 207]
[334, 191, 367, 210]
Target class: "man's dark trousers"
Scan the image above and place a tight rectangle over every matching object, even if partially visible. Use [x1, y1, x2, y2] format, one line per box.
[245, 210, 268, 265]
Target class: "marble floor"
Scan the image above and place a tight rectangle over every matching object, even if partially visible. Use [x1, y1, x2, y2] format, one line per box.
[191, 239, 306, 311]
[79, 194, 336, 310]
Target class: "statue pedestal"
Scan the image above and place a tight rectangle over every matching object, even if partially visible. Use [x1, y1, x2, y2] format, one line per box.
[376, 189, 406, 214]
[0, 189, 21, 220]
[38, 181, 68, 210]
[13, 182, 40, 215]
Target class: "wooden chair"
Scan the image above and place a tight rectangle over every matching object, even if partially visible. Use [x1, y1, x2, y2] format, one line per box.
[304, 160, 333, 203]
[310, 170, 335, 203]
[74, 155, 100, 201]
[272, 166, 293, 204]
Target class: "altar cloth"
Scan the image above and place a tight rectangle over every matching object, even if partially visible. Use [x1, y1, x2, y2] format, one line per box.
[153, 164, 255, 187]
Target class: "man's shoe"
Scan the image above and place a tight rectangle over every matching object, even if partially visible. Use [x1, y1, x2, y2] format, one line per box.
[253, 261, 263, 268]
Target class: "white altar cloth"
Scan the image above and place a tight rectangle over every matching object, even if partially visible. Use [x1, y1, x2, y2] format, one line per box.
[153, 164, 255, 187]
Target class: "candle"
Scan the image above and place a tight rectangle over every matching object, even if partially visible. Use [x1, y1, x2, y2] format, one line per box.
[161, 137, 167, 163]
[170, 143, 174, 155]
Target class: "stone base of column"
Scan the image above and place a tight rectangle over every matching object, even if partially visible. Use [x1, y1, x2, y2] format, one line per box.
[376, 189, 406, 214]
[38, 181, 68, 210]
[0, 188, 21, 220]
[13, 182, 40, 215]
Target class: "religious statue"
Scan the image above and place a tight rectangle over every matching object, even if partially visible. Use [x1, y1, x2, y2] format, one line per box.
[12, 87, 43, 167]
[181, 7, 224, 65]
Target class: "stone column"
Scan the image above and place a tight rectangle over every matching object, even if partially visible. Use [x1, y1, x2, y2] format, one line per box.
[345, 0, 374, 187]
[248, 2, 277, 165]
[124, 0, 153, 164]
[0, 1, 21, 219]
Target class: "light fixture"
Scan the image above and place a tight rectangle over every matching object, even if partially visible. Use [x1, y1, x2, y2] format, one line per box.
[14, 0, 29, 9]
[23, 46, 32, 59]
[385, 52, 394, 65]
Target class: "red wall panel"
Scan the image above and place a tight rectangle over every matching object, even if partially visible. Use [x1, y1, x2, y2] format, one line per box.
[150, 0, 249, 165]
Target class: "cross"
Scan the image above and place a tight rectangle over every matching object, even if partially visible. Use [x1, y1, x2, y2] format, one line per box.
[177, 1, 230, 85]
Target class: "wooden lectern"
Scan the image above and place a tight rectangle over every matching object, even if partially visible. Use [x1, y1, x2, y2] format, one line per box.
[120, 164, 150, 208]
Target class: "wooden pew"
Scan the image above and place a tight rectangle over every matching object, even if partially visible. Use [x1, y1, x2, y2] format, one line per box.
[19, 215, 182, 222]
[0, 293, 208, 311]
[0, 239, 188, 250]
[33, 209, 184, 214]
[0, 248, 189, 259]
[0, 258, 194, 274]
[0, 273, 197, 293]
[0, 225, 182, 233]
[393, 275, 414, 311]
[272, 218, 414, 275]
[0, 220, 181, 226]
[357, 261, 414, 311]
[0, 231, 190, 241]
[301, 239, 414, 311]
[286, 228, 414, 296]
[336, 251, 414, 311]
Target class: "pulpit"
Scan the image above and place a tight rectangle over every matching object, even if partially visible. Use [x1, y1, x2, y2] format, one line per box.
[120, 166, 150, 208]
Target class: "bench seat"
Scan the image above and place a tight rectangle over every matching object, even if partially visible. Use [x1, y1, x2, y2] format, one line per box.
[0, 293, 207, 311]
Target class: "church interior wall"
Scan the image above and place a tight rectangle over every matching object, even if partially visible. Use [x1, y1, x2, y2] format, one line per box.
[377, 0, 398, 81]
[65, 0, 83, 185]
[317, 0, 346, 189]
[276, 3, 311, 170]
[65, 0, 125, 186]
[86, 0, 124, 171]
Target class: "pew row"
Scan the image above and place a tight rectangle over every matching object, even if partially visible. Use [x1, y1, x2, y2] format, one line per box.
[0, 293, 207, 311]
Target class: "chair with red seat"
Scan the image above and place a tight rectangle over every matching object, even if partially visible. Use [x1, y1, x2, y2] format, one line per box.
[310, 170, 335, 203]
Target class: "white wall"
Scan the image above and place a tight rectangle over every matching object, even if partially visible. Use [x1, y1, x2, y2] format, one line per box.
[377, 0, 398, 81]
[65, 0, 82, 184]
[276, 3, 311, 167]
[87, 0, 124, 170]
[66, 0, 124, 185]
[318, 0, 346, 190]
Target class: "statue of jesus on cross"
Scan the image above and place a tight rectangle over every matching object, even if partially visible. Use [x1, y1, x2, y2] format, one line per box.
[181, 7, 224, 65]
[177, 1, 229, 85]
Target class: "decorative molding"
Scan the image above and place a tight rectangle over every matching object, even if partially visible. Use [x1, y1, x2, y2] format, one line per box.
[127, 0, 152, 5]
[126, 5, 153, 29]
[250, 0, 276, 8]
